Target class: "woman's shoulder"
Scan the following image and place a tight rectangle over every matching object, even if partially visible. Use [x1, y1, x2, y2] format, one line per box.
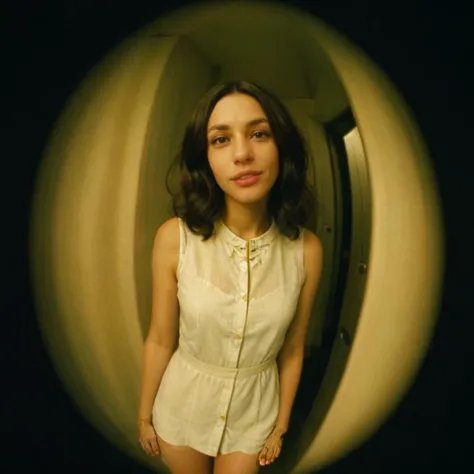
[281, 225, 318, 245]
[150, 217, 182, 278]
[156, 216, 180, 236]
[299, 226, 321, 252]
[154, 217, 181, 253]
[300, 227, 323, 278]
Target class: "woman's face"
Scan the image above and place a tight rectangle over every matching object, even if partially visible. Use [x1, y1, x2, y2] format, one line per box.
[207, 93, 279, 208]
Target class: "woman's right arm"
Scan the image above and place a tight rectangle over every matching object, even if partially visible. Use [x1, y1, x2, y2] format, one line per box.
[138, 217, 180, 425]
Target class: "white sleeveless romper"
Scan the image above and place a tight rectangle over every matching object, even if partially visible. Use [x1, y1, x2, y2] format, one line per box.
[152, 218, 305, 456]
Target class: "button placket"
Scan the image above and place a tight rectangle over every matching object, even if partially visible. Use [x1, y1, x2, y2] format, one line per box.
[218, 377, 237, 430]
[235, 256, 248, 343]
[232, 254, 248, 348]
[220, 221, 277, 372]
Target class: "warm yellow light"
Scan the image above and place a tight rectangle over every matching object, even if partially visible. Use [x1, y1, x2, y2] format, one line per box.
[29, 2, 443, 472]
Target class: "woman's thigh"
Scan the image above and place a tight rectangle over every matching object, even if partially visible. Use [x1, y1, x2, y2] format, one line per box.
[213, 451, 261, 474]
[157, 434, 213, 474]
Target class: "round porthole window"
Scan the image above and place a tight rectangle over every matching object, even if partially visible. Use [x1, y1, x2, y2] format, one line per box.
[30, 2, 444, 472]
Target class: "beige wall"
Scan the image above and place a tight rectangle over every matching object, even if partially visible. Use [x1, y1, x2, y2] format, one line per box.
[284, 99, 336, 353]
[30, 35, 214, 470]
[293, 12, 444, 474]
[134, 36, 215, 337]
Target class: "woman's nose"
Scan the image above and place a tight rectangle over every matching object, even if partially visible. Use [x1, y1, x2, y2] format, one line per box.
[233, 137, 254, 163]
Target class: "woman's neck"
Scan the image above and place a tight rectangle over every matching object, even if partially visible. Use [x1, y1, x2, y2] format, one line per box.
[222, 202, 271, 240]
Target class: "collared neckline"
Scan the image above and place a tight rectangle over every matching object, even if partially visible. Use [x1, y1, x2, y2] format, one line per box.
[217, 219, 278, 256]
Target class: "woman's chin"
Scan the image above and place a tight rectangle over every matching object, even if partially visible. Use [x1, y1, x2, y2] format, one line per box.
[227, 192, 269, 207]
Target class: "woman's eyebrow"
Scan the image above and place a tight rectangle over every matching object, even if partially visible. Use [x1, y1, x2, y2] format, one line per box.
[207, 118, 269, 133]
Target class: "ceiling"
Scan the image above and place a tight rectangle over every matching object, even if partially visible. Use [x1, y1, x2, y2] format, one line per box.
[150, 3, 350, 122]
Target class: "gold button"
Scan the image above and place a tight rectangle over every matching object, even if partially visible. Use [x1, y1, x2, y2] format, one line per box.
[234, 334, 242, 340]
[220, 415, 226, 422]
[242, 294, 248, 301]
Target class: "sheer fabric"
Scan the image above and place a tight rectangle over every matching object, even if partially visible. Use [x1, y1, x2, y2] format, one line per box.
[152, 219, 305, 456]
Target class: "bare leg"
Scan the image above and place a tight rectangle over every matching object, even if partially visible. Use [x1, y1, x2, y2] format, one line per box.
[157, 434, 213, 474]
[213, 451, 261, 474]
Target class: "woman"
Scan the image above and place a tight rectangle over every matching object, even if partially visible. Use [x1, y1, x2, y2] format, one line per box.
[138, 80, 323, 474]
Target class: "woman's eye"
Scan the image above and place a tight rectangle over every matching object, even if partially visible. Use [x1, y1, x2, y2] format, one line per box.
[253, 131, 270, 139]
[211, 131, 270, 145]
[211, 136, 228, 145]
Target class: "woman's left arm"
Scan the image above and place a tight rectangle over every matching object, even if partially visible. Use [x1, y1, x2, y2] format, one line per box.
[258, 230, 323, 466]
[274, 230, 324, 435]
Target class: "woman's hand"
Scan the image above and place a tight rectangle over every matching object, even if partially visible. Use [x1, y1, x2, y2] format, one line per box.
[138, 419, 160, 457]
[258, 427, 285, 466]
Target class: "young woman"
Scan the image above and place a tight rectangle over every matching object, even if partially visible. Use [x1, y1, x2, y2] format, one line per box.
[138, 80, 323, 474]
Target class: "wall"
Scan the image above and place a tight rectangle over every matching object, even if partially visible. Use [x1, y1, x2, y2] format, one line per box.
[30, 34, 213, 470]
[284, 99, 337, 353]
[134, 36, 215, 336]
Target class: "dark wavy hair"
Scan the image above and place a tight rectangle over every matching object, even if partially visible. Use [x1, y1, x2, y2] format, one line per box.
[166, 80, 316, 240]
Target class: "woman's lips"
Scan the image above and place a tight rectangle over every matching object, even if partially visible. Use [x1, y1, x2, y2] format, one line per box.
[233, 173, 262, 187]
